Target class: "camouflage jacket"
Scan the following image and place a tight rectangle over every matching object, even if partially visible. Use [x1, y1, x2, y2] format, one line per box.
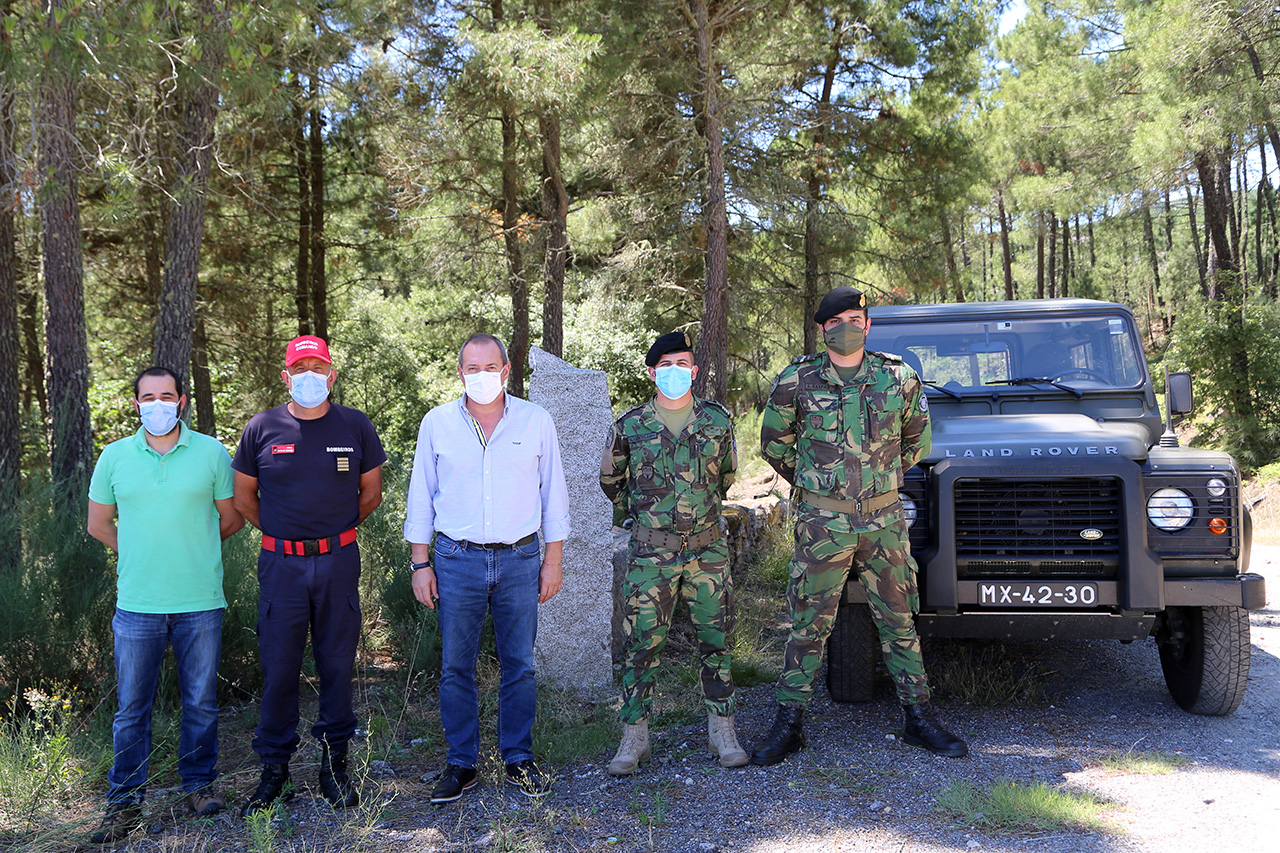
[600, 397, 737, 533]
[760, 351, 930, 502]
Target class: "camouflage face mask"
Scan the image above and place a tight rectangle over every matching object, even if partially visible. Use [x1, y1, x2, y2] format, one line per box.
[824, 321, 866, 356]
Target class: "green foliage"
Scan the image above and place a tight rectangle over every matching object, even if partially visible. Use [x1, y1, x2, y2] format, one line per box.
[0, 480, 116, 703]
[1167, 294, 1280, 467]
[935, 778, 1114, 834]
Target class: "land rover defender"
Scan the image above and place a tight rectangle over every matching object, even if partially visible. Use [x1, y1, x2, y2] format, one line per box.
[827, 298, 1266, 715]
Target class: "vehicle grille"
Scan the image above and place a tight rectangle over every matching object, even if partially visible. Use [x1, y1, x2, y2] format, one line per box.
[954, 477, 1121, 579]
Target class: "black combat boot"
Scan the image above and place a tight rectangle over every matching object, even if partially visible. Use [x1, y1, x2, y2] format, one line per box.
[902, 704, 968, 757]
[318, 742, 360, 808]
[240, 763, 293, 817]
[749, 705, 806, 766]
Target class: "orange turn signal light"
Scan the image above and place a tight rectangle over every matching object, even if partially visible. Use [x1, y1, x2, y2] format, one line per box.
[1208, 517, 1227, 535]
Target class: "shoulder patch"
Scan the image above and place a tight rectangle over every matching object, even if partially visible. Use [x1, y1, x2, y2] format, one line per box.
[791, 353, 822, 365]
[870, 349, 903, 364]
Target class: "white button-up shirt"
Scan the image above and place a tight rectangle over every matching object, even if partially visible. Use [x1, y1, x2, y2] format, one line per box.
[404, 394, 571, 546]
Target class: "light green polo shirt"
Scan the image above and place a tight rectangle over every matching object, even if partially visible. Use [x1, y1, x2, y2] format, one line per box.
[88, 422, 235, 613]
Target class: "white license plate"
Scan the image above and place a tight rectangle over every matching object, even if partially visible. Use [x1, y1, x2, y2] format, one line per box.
[977, 582, 1099, 607]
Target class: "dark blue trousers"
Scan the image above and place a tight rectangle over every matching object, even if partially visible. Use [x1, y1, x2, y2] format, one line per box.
[253, 544, 361, 764]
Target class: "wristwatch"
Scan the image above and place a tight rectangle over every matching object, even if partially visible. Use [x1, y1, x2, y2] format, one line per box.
[409, 560, 431, 574]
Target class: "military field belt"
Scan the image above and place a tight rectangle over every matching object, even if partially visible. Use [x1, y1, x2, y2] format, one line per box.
[632, 523, 720, 552]
[262, 527, 358, 557]
[795, 488, 898, 515]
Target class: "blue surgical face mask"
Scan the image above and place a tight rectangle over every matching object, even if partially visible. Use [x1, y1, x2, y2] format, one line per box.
[654, 365, 693, 400]
[138, 400, 180, 437]
[289, 369, 331, 408]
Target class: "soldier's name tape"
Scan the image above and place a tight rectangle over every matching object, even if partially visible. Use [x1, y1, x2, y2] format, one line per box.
[631, 523, 720, 552]
[795, 488, 898, 516]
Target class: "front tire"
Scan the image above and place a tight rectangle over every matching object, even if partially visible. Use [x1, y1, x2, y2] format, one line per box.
[826, 601, 877, 703]
[1158, 605, 1251, 716]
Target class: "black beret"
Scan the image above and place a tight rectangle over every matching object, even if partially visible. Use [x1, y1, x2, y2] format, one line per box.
[645, 331, 694, 367]
[813, 287, 868, 323]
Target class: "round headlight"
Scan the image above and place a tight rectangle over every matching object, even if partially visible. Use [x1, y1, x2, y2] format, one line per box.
[1206, 477, 1227, 497]
[901, 495, 918, 529]
[1147, 488, 1193, 530]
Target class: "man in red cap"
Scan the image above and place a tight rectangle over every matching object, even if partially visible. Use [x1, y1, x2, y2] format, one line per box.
[232, 335, 386, 815]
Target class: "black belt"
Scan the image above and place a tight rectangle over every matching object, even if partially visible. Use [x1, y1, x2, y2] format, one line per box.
[632, 524, 720, 552]
[450, 532, 537, 550]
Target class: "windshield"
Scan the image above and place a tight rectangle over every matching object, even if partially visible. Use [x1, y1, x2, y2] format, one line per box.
[866, 313, 1146, 391]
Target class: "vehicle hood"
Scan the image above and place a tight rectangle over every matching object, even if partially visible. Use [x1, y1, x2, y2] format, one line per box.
[921, 414, 1151, 464]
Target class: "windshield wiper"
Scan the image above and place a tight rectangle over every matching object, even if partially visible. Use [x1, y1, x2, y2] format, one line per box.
[987, 376, 1083, 398]
[922, 380, 962, 400]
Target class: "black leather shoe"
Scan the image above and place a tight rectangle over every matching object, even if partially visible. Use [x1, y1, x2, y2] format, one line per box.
[89, 800, 143, 844]
[430, 764, 478, 804]
[240, 763, 293, 817]
[902, 704, 968, 757]
[505, 759, 552, 798]
[318, 742, 360, 808]
[750, 705, 806, 766]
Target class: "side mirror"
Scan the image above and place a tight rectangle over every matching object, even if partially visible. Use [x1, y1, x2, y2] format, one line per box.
[1167, 371, 1193, 416]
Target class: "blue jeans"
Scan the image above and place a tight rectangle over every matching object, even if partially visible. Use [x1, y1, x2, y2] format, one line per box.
[434, 533, 541, 768]
[108, 608, 223, 803]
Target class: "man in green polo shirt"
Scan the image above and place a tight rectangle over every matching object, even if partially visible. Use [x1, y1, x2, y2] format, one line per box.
[85, 367, 243, 844]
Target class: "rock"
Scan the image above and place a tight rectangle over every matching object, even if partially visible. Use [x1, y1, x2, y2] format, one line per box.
[529, 347, 616, 694]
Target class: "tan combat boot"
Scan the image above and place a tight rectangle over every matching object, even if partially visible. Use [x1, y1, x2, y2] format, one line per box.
[708, 713, 749, 767]
[607, 720, 651, 776]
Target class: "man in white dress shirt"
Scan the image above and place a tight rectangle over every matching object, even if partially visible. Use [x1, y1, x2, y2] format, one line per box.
[405, 333, 570, 803]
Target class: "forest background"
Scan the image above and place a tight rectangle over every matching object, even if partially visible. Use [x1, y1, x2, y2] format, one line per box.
[1, 0, 1279, 728]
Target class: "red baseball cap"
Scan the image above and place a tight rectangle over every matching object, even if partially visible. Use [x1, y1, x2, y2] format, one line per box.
[285, 335, 332, 367]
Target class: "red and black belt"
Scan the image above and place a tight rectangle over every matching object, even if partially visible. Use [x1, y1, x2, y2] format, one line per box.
[262, 528, 358, 557]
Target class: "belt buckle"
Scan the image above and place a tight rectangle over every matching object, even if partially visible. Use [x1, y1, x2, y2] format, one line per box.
[302, 539, 320, 557]
[678, 532, 689, 551]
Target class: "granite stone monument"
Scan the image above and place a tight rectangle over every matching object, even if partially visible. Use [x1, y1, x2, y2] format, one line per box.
[528, 346, 616, 694]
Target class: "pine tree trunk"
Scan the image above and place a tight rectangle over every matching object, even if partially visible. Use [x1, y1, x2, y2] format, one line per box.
[537, 2, 567, 358]
[152, 0, 225, 392]
[20, 278, 44, 420]
[501, 103, 528, 398]
[1186, 181, 1208, 296]
[539, 109, 566, 357]
[1035, 212, 1045, 299]
[803, 46, 838, 354]
[1046, 214, 1057, 299]
[940, 208, 962, 302]
[192, 308, 215, 435]
[39, 1, 92, 500]
[1141, 203, 1162, 344]
[0, 32, 20, 544]
[293, 78, 311, 336]
[690, 0, 728, 403]
[998, 191, 1014, 300]
[309, 80, 327, 342]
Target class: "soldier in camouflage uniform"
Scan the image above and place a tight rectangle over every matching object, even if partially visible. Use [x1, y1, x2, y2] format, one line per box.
[599, 331, 748, 775]
[750, 287, 968, 765]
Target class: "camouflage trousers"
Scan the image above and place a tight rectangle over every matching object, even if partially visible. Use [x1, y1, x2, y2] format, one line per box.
[619, 540, 735, 724]
[776, 510, 930, 707]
